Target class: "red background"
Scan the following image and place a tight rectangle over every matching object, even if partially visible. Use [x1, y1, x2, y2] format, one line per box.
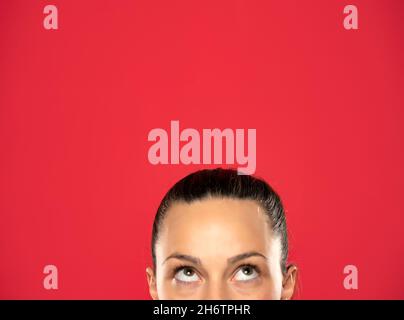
[0, 0, 403, 299]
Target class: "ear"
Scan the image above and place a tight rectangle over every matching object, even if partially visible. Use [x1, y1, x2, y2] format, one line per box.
[281, 264, 298, 300]
[146, 267, 158, 300]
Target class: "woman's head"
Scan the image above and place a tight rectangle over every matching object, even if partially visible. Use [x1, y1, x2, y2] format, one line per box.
[146, 168, 298, 300]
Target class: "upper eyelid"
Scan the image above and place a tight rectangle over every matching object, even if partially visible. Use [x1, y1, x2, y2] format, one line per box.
[174, 265, 203, 280]
[233, 260, 261, 271]
[232, 264, 261, 278]
[174, 265, 194, 273]
[172, 262, 262, 280]
[171, 261, 208, 278]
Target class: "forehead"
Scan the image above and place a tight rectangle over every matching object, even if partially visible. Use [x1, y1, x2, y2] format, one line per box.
[156, 197, 277, 260]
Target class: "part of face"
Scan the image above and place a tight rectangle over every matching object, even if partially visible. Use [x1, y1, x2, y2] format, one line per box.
[146, 197, 297, 300]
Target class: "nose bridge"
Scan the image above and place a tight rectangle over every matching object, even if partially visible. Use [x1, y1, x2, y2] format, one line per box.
[203, 275, 229, 300]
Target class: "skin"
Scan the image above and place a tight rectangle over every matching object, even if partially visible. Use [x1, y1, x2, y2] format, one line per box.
[146, 197, 298, 300]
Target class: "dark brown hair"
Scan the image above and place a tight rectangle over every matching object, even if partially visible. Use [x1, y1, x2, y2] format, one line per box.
[151, 168, 289, 273]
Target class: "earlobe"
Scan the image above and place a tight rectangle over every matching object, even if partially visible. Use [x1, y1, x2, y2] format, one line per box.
[281, 264, 298, 300]
[146, 267, 158, 300]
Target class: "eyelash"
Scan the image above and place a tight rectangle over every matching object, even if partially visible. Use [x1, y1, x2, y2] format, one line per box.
[172, 264, 196, 278]
[234, 264, 261, 278]
[172, 264, 261, 280]
[172, 265, 201, 286]
[238, 263, 261, 273]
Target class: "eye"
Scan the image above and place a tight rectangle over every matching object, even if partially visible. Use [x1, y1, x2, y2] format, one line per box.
[174, 267, 200, 283]
[233, 265, 259, 282]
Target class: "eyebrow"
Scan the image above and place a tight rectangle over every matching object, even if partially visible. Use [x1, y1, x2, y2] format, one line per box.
[162, 251, 267, 266]
[227, 251, 267, 265]
[163, 253, 202, 265]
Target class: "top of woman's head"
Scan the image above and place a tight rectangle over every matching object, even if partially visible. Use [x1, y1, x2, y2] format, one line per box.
[151, 167, 289, 272]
